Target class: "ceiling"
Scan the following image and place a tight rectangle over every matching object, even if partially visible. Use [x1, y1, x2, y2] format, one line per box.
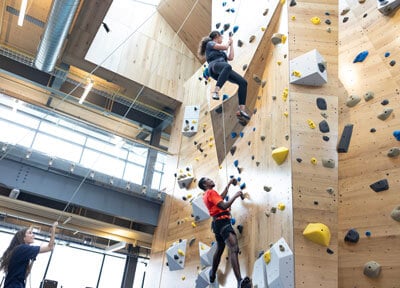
[0, 0, 210, 249]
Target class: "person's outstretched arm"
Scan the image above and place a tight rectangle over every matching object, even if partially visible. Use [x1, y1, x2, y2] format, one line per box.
[217, 191, 243, 210]
[227, 37, 234, 61]
[220, 178, 236, 199]
[39, 221, 58, 253]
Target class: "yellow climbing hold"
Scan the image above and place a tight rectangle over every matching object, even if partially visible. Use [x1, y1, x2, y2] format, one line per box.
[195, 157, 199, 161]
[283, 111, 289, 117]
[277, 61, 282, 65]
[307, 119, 316, 129]
[292, 70, 301, 77]
[282, 88, 288, 101]
[178, 248, 185, 256]
[192, 120, 197, 124]
[191, 222, 197, 228]
[187, 194, 192, 199]
[261, 27, 266, 31]
[203, 123, 207, 127]
[219, 165, 223, 169]
[209, 136, 214, 141]
[263, 250, 271, 264]
[280, 0, 286, 4]
[272, 147, 289, 165]
[208, 143, 213, 148]
[291, 15, 296, 20]
[311, 157, 317, 165]
[200, 244, 205, 250]
[182, 276, 186, 281]
[303, 223, 331, 246]
[311, 17, 321, 25]
[281, 34, 287, 44]
[277, 203, 286, 210]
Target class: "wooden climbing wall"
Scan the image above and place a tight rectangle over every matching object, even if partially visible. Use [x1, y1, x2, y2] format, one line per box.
[288, 0, 340, 287]
[338, 0, 400, 287]
[145, 1, 293, 287]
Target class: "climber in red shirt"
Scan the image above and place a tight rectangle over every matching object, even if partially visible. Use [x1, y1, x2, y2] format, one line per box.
[199, 177, 251, 288]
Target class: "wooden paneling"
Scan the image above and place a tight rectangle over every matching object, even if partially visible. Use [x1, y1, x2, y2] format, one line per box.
[338, 0, 400, 287]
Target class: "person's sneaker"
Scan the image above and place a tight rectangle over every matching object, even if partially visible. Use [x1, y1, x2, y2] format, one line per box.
[237, 110, 250, 120]
[212, 92, 220, 100]
[239, 276, 251, 288]
[209, 269, 216, 283]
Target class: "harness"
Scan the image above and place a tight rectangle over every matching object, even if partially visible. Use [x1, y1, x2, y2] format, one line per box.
[212, 211, 231, 221]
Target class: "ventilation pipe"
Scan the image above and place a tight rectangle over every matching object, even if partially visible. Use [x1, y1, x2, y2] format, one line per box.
[34, 0, 80, 73]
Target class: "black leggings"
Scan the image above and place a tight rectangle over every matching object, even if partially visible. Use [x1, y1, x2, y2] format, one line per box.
[209, 61, 247, 106]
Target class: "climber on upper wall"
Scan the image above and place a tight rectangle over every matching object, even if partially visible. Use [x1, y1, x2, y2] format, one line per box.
[198, 30, 251, 121]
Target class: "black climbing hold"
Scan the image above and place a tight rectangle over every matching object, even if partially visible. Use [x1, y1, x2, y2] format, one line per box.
[344, 229, 360, 243]
[326, 248, 334, 254]
[198, 77, 202, 81]
[323, 136, 330, 141]
[215, 106, 223, 114]
[381, 99, 389, 105]
[318, 63, 326, 73]
[363, 13, 368, 18]
[182, 196, 187, 201]
[370, 128, 376, 133]
[174, 254, 179, 260]
[325, 12, 330, 16]
[230, 145, 237, 156]
[185, 119, 189, 124]
[247, 141, 251, 146]
[253, 108, 257, 114]
[258, 250, 265, 258]
[390, 60, 396, 66]
[290, 0, 297, 6]
[296, 158, 302, 163]
[337, 124, 353, 153]
[319, 120, 330, 133]
[370, 179, 389, 192]
[216, 22, 221, 29]
[325, 19, 331, 25]
[237, 39, 243, 47]
[174, 173, 177, 177]
[223, 23, 230, 31]
[316, 97, 327, 110]
[343, 16, 349, 23]
[194, 141, 197, 145]
[237, 224, 243, 234]
[314, 201, 319, 205]
[195, 216, 200, 221]
[251, 155, 255, 160]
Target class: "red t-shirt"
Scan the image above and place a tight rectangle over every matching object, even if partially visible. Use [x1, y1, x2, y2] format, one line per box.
[203, 189, 229, 217]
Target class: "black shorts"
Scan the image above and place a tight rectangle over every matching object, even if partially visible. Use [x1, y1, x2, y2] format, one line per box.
[212, 218, 236, 243]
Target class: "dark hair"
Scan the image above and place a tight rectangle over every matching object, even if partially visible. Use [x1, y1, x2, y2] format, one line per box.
[198, 31, 221, 59]
[198, 177, 207, 191]
[0, 228, 28, 273]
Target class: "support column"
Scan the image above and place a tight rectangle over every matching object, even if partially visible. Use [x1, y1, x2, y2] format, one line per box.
[121, 245, 139, 288]
[142, 126, 162, 188]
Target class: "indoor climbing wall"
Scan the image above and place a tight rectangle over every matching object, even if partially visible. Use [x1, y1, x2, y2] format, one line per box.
[146, 0, 293, 287]
[338, 0, 400, 287]
[288, 0, 340, 286]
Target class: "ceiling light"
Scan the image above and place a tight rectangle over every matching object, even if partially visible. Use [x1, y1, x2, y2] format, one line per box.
[62, 216, 72, 225]
[79, 78, 94, 104]
[17, 0, 28, 27]
[105, 241, 126, 252]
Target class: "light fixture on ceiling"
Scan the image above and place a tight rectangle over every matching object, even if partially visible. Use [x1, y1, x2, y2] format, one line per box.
[62, 216, 72, 225]
[105, 241, 126, 252]
[79, 78, 94, 104]
[17, 0, 28, 27]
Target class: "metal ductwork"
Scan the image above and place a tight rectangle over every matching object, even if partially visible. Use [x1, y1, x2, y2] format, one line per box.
[34, 0, 80, 73]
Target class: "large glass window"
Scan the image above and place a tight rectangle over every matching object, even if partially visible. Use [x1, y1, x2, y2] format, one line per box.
[97, 254, 126, 288]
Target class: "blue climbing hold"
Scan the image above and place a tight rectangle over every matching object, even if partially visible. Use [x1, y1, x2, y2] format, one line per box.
[393, 130, 400, 141]
[202, 67, 209, 80]
[233, 159, 239, 167]
[253, 127, 256, 131]
[233, 25, 239, 33]
[231, 218, 236, 225]
[384, 52, 390, 58]
[222, 94, 229, 100]
[230, 8, 235, 13]
[365, 230, 371, 237]
[230, 175, 234, 179]
[237, 177, 241, 182]
[231, 132, 237, 138]
[353, 51, 368, 63]
[220, 29, 224, 35]
[239, 132, 244, 138]
[240, 182, 246, 189]
[222, 2, 227, 6]
[225, 196, 229, 201]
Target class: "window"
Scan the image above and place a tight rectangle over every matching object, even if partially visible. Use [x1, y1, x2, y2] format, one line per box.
[97, 254, 126, 288]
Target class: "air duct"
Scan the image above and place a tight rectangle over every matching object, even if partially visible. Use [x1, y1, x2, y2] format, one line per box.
[34, 0, 80, 73]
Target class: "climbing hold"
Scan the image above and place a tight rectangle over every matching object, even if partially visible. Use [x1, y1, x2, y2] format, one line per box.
[222, 94, 229, 101]
[377, 108, 393, 120]
[322, 158, 335, 168]
[319, 120, 330, 133]
[370, 128, 376, 133]
[240, 132, 244, 138]
[182, 196, 187, 201]
[263, 8, 269, 16]
[189, 237, 196, 246]
[316, 98, 327, 110]
[240, 183, 246, 189]
[247, 141, 251, 146]
[223, 23, 230, 31]
[181, 276, 186, 281]
[237, 224, 243, 234]
[364, 91, 374, 101]
[296, 158, 302, 163]
[292, 70, 301, 77]
[242, 64, 248, 70]
[216, 23, 221, 29]
[178, 249, 185, 256]
[291, 15, 296, 21]
[271, 147, 289, 165]
[271, 33, 284, 45]
[326, 248, 334, 254]
[326, 27, 332, 33]
[231, 218, 236, 225]
[303, 223, 331, 246]
[260, 135, 266, 141]
[263, 250, 271, 264]
[249, 35, 256, 43]
[359, 0, 366, 3]
[325, 19, 331, 25]
[174, 254, 179, 260]
[394, 130, 400, 141]
[310, 17, 321, 24]
[277, 203, 285, 211]
[261, 80, 267, 88]
[222, 2, 227, 6]
[253, 74, 262, 84]
[281, 34, 287, 44]
[338, 124, 353, 153]
[369, 179, 389, 192]
[326, 187, 334, 194]
[263, 186, 272, 192]
[279, 245, 285, 252]
[346, 95, 361, 107]
[321, 112, 328, 118]
[363, 13, 368, 18]
[353, 51, 369, 63]
[277, 61, 282, 65]
[363, 261, 381, 278]
[391, 206, 400, 221]
[284, 111, 289, 117]
[384, 52, 390, 57]
[231, 132, 237, 138]
[307, 119, 316, 129]
[233, 159, 239, 167]
[322, 136, 330, 141]
[191, 222, 197, 228]
[381, 99, 389, 105]
[341, 8, 350, 15]
[270, 207, 277, 213]
[389, 60, 396, 66]
[343, 16, 349, 23]
[233, 26, 239, 33]
[290, 0, 297, 6]
[230, 145, 237, 156]
[365, 230, 371, 237]
[387, 147, 400, 157]
[285, 134, 289, 140]
[256, 161, 260, 166]
[282, 88, 288, 101]
[344, 229, 359, 243]
[261, 27, 266, 32]
[310, 157, 317, 165]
